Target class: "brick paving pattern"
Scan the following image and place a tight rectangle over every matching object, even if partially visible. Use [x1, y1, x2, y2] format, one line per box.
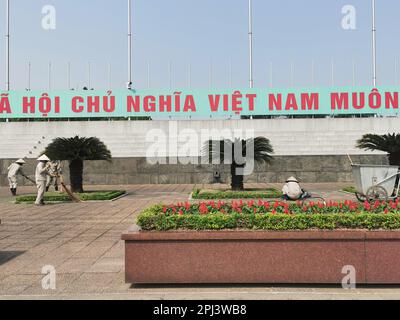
[1, 183, 400, 300]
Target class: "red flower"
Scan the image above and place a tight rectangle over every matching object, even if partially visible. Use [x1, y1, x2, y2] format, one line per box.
[185, 202, 190, 211]
[199, 203, 208, 215]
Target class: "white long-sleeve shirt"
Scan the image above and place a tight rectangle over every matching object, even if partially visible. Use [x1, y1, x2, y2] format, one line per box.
[282, 181, 302, 200]
[7, 163, 24, 178]
[35, 162, 49, 182]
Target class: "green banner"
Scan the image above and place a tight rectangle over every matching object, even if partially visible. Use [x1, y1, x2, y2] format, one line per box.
[1, 87, 399, 119]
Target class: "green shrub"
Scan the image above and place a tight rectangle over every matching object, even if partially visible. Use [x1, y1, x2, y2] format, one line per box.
[342, 186, 357, 194]
[192, 188, 282, 199]
[15, 190, 125, 203]
[136, 199, 400, 231]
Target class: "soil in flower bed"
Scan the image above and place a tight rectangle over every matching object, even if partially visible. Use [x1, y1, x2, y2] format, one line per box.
[15, 190, 126, 203]
[137, 199, 400, 231]
[191, 188, 282, 199]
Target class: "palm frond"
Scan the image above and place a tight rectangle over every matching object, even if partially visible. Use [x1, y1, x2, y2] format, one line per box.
[356, 133, 400, 153]
[202, 136, 274, 165]
[44, 136, 112, 162]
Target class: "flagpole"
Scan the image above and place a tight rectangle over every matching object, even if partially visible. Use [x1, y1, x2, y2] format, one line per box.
[269, 61, 273, 88]
[67, 61, 71, 89]
[372, 0, 377, 87]
[248, 0, 253, 88]
[48, 61, 52, 91]
[311, 60, 315, 87]
[187, 63, 191, 89]
[168, 61, 172, 89]
[229, 58, 233, 88]
[127, 0, 132, 89]
[88, 62, 91, 88]
[290, 61, 294, 87]
[209, 61, 213, 90]
[108, 62, 112, 89]
[147, 61, 150, 89]
[5, 0, 10, 90]
[27, 61, 31, 90]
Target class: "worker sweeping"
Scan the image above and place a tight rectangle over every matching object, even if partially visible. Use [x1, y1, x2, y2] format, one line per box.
[35, 154, 51, 206]
[46, 160, 61, 192]
[7, 159, 28, 196]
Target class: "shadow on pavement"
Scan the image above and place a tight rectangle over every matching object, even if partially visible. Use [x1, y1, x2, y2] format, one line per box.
[0, 251, 25, 266]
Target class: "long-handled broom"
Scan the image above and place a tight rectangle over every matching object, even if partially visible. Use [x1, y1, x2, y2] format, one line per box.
[23, 173, 81, 203]
[58, 174, 81, 203]
[22, 175, 36, 185]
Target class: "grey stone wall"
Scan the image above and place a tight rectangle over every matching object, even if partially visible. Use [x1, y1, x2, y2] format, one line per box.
[0, 155, 389, 187]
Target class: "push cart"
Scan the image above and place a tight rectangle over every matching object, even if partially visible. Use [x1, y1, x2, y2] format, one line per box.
[351, 164, 400, 202]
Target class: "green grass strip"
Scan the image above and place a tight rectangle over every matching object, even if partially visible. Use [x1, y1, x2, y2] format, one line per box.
[15, 190, 126, 203]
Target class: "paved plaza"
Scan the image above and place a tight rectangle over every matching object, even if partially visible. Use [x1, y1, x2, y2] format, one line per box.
[1, 183, 400, 300]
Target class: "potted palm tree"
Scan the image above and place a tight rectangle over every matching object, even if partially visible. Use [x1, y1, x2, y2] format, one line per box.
[204, 137, 274, 191]
[44, 136, 112, 193]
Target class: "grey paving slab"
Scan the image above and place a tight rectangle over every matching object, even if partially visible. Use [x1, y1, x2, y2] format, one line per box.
[1, 183, 399, 300]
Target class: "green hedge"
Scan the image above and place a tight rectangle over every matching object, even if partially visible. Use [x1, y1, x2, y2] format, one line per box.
[137, 202, 400, 231]
[192, 188, 282, 199]
[15, 190, 126, 203]
[342, 186, 357, 194]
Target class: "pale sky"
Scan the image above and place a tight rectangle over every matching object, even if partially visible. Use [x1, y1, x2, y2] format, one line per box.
[0, 0, 399, 90]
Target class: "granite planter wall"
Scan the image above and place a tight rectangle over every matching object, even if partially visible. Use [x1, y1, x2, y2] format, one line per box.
[0, 154, 388, 186]
[122, 226, 400, 284]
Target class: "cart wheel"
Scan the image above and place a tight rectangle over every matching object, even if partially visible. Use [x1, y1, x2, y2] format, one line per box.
[366, 186, 388, 202]
[355, 192, 367, 202]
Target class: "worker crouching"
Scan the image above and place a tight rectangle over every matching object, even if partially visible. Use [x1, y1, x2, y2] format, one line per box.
[282, 176, 310, 201]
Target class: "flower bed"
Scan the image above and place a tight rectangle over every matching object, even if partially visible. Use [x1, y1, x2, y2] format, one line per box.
[15, 190, 126, 203]
[137, 199, 400, 231]
[191, 188, 282, 199]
